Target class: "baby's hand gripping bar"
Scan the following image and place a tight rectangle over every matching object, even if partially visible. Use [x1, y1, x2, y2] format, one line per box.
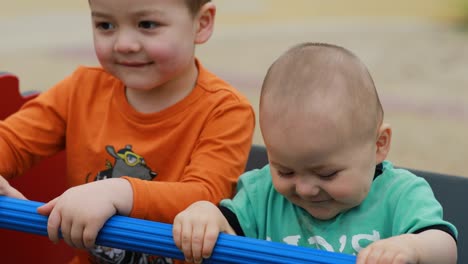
[0, 196, 356, 264]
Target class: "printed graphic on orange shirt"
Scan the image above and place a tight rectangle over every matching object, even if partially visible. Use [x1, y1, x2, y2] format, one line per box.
[87, 144, 157, 182]
[86, 145, 169, 264]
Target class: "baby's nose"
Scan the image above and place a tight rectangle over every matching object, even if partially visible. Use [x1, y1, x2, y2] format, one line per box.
[295, 177, 321, 198]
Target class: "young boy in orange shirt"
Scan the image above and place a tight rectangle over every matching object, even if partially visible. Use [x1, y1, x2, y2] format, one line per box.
[0, 0, 254, 263]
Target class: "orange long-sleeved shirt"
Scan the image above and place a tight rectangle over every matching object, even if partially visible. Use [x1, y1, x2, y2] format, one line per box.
[0, 61, 255, 263]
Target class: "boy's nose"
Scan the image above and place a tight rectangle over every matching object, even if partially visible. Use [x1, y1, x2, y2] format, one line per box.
[114, 32, 141, 53]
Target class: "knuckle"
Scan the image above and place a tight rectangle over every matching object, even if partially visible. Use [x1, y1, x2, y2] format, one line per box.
[181, 234, 191, 243]
[192, 234, 204, 244]
[83, 234, 96, 248]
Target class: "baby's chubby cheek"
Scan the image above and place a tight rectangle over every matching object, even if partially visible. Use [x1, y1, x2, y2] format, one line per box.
[352, 183, 372, 204]
[333, 183, 370, 205]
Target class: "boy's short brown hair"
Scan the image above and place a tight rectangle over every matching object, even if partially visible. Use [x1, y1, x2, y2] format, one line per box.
[185, 0, 211, 16]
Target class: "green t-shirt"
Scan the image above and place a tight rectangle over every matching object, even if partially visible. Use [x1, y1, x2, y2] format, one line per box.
[220, 160, 457, 255]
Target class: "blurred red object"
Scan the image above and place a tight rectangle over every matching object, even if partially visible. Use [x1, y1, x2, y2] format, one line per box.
[0, 72, 73, 263]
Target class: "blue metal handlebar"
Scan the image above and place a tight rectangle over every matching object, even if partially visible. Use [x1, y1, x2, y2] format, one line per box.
[0, 196, 356, 263]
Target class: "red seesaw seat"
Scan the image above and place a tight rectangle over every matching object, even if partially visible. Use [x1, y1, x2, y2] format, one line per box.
[0, 72, 74, 263]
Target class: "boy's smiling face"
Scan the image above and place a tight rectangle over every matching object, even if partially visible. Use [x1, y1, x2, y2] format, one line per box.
[89, 0, 212, 92]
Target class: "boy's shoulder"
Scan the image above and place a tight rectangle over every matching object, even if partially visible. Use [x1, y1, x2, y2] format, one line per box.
[53, 66, 120, 89]
[196, 60, 250, 104]
[72, 65, 116, 80]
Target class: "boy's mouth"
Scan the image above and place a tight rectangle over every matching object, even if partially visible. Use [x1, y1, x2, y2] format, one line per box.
[117, 61, 154, 67]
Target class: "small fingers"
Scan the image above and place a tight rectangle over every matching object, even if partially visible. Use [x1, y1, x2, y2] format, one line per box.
[180, 220, 195, 262]
[201, 226, 219, 259]
[191, 225, 207, 263]
[47, 207, 63, 244]
[70, 221, 86, 248]
[173, 215, 183, 250]
[82, 223, 100, 249]
[69, 222, 99, 249]
[358, 247, 384, 264]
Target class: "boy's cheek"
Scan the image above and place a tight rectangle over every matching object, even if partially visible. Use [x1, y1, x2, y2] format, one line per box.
[93, 42, 109, 60]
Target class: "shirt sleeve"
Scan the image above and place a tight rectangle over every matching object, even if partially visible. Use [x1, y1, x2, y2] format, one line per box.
[0, 75, 69, 178]
[125, 100, 255, 223]
[219, 168, 273, 239]
[219, 205, 245, 236]
[390, 170, 458, 240]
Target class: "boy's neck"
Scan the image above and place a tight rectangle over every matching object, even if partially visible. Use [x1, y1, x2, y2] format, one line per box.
[125, 60, 199, 114]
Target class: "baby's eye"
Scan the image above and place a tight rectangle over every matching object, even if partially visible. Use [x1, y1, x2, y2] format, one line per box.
[138, 21, 159, 29]
[319, 171, 338, 179]
[277, 170, 295, 178]
[96, 22, 115, 31]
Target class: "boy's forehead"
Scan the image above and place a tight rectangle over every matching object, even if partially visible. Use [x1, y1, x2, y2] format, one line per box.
[89, 0, 187, 11]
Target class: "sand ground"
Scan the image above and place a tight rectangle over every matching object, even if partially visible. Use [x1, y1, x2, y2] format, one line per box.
[1, 1, 467, 176]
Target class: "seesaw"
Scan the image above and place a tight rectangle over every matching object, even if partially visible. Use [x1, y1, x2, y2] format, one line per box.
[0, 196, 356, 263]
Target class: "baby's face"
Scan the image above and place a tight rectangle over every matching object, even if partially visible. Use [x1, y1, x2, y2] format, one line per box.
[89, 0, 198, 91]
[263, 114, 377, 220]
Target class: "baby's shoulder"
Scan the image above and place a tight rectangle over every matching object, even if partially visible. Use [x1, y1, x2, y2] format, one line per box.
[372, 161, 434, 200]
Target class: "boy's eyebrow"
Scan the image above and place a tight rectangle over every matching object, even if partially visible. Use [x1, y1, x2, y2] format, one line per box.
[91, 9, 164, 19]
[133, 9, 165, 17]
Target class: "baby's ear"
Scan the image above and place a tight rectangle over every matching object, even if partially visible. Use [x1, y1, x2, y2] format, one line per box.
[194, 3, 216, 44]
[375, 123, 392, 164]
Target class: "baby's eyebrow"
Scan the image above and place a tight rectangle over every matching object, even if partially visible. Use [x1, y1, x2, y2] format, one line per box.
[270, 161, 291, 170]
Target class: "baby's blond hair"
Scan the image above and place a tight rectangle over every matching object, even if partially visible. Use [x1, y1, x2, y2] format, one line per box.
[260, 42, 383, 143]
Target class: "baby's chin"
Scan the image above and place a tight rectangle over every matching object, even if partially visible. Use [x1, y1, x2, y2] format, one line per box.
[308, 211, 341, 221]
[300, 202, 357, 220]
[295, 203, 341, 220]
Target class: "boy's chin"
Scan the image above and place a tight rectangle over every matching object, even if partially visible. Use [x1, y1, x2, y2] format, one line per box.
[123, 79, 161, 92]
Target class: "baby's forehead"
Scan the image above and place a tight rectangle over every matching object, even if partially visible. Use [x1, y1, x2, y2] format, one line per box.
[261, 77, 375, 135]
[263, 71, 356, 112]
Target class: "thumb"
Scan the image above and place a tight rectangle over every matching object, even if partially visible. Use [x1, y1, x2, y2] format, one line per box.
[7, 187, 28, 200]
[0, 176, 27, 200]
[37, 197, 58, 216]
[222, 221, 237, 236]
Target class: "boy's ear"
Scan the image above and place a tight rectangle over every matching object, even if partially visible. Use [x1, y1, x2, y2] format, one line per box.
[375, 123, 392, 164]
[194, 3, 216, 44]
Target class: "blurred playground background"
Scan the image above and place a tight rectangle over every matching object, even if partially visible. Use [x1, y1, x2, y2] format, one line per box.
[1, 0, 467, 176]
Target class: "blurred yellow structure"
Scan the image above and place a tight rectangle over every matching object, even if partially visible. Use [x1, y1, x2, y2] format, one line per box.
[1, 0, 468, 176]
[1, 0, 464, 20]
[217, 0, 463, 23]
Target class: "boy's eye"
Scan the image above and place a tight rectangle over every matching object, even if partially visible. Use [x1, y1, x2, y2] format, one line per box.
[96, 22, 115, 30]
[138, 21, 159, 29]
